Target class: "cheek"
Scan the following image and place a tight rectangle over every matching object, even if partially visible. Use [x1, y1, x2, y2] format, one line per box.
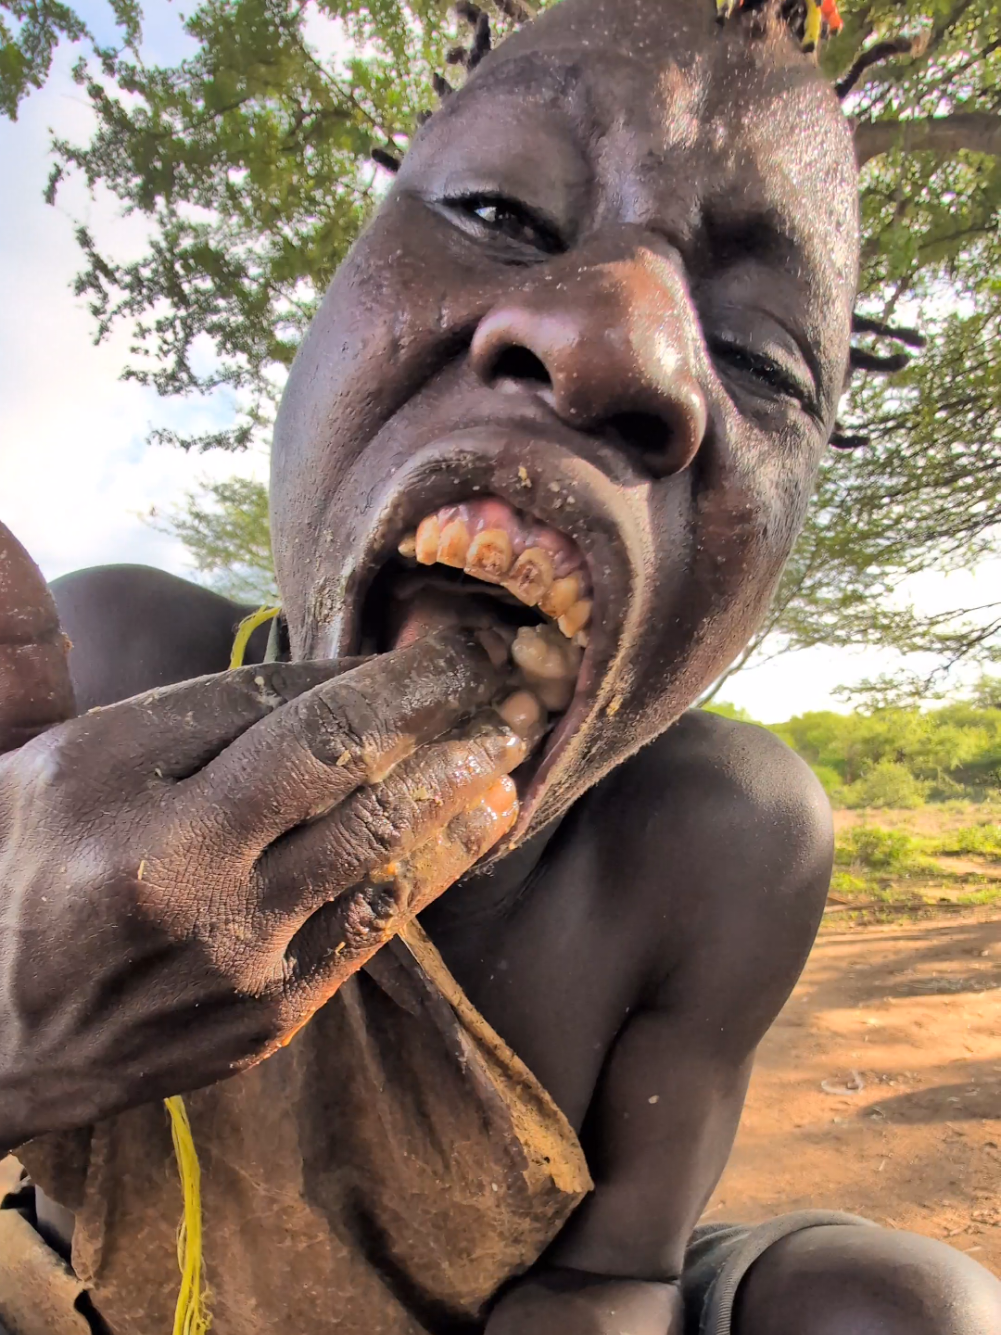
[697, 415, 820, 602]
[271, 202, 477, 607]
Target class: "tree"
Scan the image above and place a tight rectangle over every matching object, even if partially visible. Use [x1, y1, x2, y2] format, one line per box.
[2, 0, 1000, 692]
[151, 475, 277, 603]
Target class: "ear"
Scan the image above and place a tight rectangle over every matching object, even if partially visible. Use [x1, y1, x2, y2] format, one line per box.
[0, 521, 76, 754]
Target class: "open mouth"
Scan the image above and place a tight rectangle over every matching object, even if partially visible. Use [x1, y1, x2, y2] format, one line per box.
[358, 494, 595, 810]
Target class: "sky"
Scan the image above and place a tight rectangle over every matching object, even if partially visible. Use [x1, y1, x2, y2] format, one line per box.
[1, 0, 996, 723]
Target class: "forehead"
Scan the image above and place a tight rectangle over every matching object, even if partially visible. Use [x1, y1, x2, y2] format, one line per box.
[428, 0, 858, 305]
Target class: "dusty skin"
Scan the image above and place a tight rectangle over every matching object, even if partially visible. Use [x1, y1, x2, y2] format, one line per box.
[2, 1, 1001, 1334]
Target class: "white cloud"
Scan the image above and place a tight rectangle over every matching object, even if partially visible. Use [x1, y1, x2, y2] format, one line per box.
[0, 33, 266, 583]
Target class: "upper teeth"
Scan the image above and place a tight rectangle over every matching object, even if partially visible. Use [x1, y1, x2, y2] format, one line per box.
[399, 502, 592, 646]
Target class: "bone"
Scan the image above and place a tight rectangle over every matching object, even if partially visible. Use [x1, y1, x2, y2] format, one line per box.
[415, 516, 441, 565]
[504, 547, 554, 607]
[465, 528, 514, 583]
[496, 689, 546, 740]
[437, 519, 471, 568]
[538, 573, 582, 621]
[557, 599, 592, 640]
[533, 677, 575, 712]
[512, 625, 569, 679]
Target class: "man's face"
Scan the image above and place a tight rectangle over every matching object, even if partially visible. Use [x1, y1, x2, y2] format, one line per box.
[270, 0, 859, 842]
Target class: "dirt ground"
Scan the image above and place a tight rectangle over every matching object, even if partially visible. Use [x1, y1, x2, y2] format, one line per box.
[703, 910, 1001, 1276]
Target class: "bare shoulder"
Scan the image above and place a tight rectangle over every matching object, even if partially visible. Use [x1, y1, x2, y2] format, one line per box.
[576, 710, 833, 1027]
[590, 709, 833, 882]
[50, 565, 261, 711]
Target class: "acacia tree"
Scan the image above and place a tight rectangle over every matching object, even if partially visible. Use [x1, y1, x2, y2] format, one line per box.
[2, 0, 1000, 690]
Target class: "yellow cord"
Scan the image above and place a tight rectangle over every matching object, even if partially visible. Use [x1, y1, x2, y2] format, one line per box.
[163, 605, 282, 1335]
[229, 605, 282, 671]
[804, 0, 823, 51]
[164, 1096, 211, 1335]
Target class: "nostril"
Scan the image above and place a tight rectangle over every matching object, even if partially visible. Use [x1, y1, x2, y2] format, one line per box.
[490, 346, 552, 387]
[608, 411, 672, 474]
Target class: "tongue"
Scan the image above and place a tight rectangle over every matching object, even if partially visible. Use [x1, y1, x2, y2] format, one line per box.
[389, 586, 511, 652]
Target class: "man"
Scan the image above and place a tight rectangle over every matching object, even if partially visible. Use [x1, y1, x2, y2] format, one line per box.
[1, 1, 999, 1332]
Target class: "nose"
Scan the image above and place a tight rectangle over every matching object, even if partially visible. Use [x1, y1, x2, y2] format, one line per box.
[469, 249, 708, 478]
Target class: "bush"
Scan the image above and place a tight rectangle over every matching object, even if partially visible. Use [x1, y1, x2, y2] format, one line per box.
[766, 694, 1001, 806]
[932, 824, 1001, 862]
[841, 761, 929, 810]
[834, 826, 937, 879]
[811, 765, 848, 803]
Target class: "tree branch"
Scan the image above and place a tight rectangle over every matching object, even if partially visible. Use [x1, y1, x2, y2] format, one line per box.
[836, 36, 918, 100]
[855, 112, 1001, 165]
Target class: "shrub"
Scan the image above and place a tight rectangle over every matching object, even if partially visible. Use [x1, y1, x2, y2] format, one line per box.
[835, 826, 929, 874]
[841, 761, 928, 810]
[932, 824, 1001, 862]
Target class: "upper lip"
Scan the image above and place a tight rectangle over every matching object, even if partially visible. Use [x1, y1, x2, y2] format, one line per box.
[313, 415, 651, 840]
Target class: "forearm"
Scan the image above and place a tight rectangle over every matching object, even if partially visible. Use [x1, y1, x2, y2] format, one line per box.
[485, 1267, 682, 1335]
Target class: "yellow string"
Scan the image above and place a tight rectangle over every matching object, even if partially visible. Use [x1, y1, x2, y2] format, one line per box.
[163, 605, 281, 1335]
[804, 0, 823, 51]
[229, 605, 282, 671]
[164, 1096, 211, 1335]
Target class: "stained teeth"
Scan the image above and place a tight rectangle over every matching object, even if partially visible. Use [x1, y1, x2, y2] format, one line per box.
[538, 573, 581, 621]
[504, 547, 554, 607]
[557, 599, 592, 640]
[465, 528, 514, 582]
[437, 519, 471, 568]
[415, 516, 441, 565]
[404, 506, 592, 666]
[496, 689, 546, 739]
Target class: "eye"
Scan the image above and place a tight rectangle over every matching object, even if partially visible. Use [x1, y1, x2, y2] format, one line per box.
[446, 193, 564, 255]
[708, 335, 819, 419]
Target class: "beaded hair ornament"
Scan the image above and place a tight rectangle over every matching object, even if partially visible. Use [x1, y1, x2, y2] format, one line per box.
[716, 0, 843, 54]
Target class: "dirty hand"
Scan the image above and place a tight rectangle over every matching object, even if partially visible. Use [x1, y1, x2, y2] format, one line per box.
[0, 521, 523, 1153]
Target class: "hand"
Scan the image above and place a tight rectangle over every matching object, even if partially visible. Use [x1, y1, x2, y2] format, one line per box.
[0, 522, 523, 1152]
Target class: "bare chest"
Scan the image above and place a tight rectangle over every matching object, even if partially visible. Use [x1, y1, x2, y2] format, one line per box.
[421, 821, 660, 1131]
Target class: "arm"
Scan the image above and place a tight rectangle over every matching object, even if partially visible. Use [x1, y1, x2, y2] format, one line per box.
[487, 719, 835, 1334]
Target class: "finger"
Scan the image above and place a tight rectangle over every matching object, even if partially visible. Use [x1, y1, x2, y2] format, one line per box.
[72, 659, 367, 783]
[186, 630, 504, 845]
[256, 716, 526, 921]
[279, 777, 518, 1016]
[0, 520, 75, 753]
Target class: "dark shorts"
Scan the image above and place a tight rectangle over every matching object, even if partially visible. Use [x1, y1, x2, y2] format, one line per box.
[682, 1210, 876, 1335]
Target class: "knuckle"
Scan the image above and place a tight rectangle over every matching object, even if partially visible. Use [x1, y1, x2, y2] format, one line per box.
[339, 788, 406, 858]
[13, 718, 92, 794]
[288, 689, 360, 769]
[341, 881, 401, 946]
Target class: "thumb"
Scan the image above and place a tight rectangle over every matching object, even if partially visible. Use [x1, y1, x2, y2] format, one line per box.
[0, 520, 75, 754]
